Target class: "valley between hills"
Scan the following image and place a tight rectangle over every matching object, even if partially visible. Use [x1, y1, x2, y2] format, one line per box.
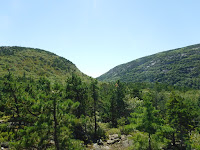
[0, 44, 200, 150]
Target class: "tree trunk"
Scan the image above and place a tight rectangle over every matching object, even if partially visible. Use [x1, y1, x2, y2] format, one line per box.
[148, 133, 151, 150]
[94, 94, 97, 140]
[172, 133, 175, 146]
[53, 98, 59, 150]
[94, 110, 97, 140]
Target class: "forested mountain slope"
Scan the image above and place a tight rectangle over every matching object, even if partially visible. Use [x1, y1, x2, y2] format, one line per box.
[0, 46, 200, 150]
[0, 46, 88, 82]
[97, 44, 200, 88]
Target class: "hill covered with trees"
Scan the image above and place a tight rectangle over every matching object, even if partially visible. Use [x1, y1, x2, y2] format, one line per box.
[0, 45, 200, 150]
[0, 46, 88, 83]
[97, 44, 200, 88]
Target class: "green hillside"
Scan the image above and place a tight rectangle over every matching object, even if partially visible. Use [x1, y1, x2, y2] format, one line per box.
[97, 44, 200, 88]
[0, 46, 88, 83]
[0, 46, 200, 150]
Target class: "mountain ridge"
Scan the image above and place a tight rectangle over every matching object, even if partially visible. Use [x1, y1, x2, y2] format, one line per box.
[97, 43, 200, 88]
[0, 46, 89, 83]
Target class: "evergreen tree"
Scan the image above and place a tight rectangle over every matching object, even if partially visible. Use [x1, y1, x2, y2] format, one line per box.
[65, 74, 88, 118]
[91, 79, 99, 140]
[110, 80, 126, 127]
[138, 93, 160, 150]
[166, 92, 198, 149]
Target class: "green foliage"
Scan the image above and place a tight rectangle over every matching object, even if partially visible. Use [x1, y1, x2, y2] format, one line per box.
[0, 45, 200, 150]
[98, 44, 200, 88]
[166, 92, 198, 149]
[121, 124, 137, 135]
[0, 73, 86, 149]
[190, 129, 200, 149]
[0, 73, 197, 149]
[106, 128, 121, 137]
[129, 131, 149, 150]
[129, 130, 170, 150]
[0, 46, 89, 84]
[110, 80, 127, 127]
[65, 74, 88, 117]
[90, 79, 99, 140]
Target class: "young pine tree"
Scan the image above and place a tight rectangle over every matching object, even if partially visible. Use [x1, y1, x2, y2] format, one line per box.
[166, 92, 198, 149]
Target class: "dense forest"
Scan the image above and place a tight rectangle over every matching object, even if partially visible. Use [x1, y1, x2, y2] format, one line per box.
[0, 71, 200, 149]
[0, 46, 88, 83]
[0, 46, 200, 150]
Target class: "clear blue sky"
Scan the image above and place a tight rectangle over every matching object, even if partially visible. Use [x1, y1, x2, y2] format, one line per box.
[1, 0, 200, 77]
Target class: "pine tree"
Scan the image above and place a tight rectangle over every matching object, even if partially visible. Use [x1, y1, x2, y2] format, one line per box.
[91, 79, 99, 140]
[166, 92, 198, 149]
[110, 80, 126, 127]
[138, 93, 160, 150]
[65, 74, 88, 118]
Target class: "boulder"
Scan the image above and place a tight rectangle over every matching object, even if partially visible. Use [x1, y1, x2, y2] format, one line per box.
[103, 146, 110, 149]
[109, 134, 118, 140]
[122, 140, 129, 147]
[120, 135, 126, 141]
[93, 143, 101, 150]
[107, 140, 115, 144]
[97, 139, 103, 145]
[1, 143, 9, 148]
[107, 134, 121, 144]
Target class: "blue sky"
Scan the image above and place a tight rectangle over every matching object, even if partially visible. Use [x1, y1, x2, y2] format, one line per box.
[1, 0, 200, 77]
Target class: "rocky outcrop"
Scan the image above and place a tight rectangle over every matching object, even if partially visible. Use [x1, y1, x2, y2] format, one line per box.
[91, 134, 132, 150]
[107, 134, 120, 144]
[1, 142, 9, 150]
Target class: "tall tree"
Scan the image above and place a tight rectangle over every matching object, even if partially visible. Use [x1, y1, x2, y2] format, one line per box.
[138, 93, 160, 150]
[110, 80, 126, 127]
[166, 92, 198, 149]
[91, 79, 99, 140]
[65, 74, 88, 118]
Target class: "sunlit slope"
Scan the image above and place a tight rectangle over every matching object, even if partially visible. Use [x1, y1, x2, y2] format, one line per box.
[97, 44, 200, 87]
[0, 46, 89, 83]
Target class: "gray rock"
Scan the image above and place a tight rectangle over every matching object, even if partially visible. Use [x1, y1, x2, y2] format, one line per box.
[102, 146, 110, 149]
[107, 139, 115, 144]
[109, 134, 119, 140]
[97, 139, 103, 145]
[93, 143, 101, 150]
[107, 138, 120, 145]
[128, 139, 133, 146]
[0, 120, 5, 124]
[114, 138, 120, 142]
[1, 143, 9, 148]
[122, 140, 129, 147]
[93, 143, 111, 150]
[121, 134, 126, 141]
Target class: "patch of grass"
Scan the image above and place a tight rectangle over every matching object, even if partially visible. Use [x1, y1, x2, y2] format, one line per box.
[106, 128, 121, 136]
